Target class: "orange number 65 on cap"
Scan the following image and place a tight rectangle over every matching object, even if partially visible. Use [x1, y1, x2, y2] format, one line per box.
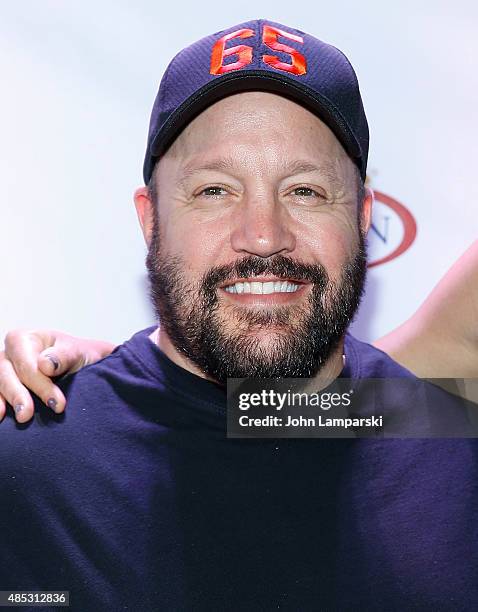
[210, 25, 307, 76]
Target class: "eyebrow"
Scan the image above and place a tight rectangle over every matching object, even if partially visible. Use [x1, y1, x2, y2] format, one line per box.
[178, 157, 237, 183]
[178, 157, 340, 187]
[281, 160, 339, 183]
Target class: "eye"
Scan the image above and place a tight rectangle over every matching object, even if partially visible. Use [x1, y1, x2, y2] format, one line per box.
[197, 186, 228, 198]
[292, 186, 321, 198]
[285, 185, 330, 205]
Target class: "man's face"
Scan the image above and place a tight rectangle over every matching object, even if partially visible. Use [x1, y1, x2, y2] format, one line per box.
[144, 92, 370, 383]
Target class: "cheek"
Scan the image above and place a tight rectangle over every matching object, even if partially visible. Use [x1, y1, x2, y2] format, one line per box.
[303, 216, 359, 278]
[162, 219, 229, 279]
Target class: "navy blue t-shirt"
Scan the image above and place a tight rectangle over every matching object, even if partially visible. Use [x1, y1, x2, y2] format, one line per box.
[1, 327, 477, 611]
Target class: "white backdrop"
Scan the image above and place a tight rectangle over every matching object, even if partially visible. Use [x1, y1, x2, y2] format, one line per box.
[1, 0, 477, 345]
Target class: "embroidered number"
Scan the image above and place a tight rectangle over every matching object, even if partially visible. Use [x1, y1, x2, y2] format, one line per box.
[210, 24, 307, 76]
[262, 25, 306, 75]
[210, 28, 254, 75]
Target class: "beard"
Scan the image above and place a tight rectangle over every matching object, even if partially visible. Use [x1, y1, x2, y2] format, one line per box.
[146, 217, 367, 384]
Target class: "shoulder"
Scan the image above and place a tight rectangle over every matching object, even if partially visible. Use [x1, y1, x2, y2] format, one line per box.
[345, 334, 478, 435]
[0, 337, 145, 442]
[345, 333, 417, 379]
[55, 326, 161, 398]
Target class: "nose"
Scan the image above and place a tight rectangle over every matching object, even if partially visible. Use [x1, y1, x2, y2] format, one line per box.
[229, 190, 296, 258]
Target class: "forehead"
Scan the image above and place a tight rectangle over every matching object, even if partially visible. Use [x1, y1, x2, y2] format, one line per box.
[165, 91, 349, 164]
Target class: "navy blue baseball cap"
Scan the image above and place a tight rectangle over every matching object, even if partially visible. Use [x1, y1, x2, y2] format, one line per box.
[143, 19, 369, 183]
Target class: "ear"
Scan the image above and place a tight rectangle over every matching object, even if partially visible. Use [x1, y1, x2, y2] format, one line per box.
[134, 186, 155, 247]
[359, 187, 374, 235]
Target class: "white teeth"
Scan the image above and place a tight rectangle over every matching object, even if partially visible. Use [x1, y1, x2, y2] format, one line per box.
[224, 280, 300, 294]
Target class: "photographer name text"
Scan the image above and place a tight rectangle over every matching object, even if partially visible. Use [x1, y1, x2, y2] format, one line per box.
[238, 414, 383, 429]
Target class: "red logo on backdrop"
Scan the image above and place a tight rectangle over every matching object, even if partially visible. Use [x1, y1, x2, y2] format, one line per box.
[368, 190, 417, 268]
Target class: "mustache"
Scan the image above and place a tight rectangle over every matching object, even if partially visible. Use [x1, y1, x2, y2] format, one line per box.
[201, 255, 329, 293]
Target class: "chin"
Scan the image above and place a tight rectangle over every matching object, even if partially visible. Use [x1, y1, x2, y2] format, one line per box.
[243, 328, 292, 347]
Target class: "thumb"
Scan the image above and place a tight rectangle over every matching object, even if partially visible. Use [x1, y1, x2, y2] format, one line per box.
[38, 345, 86, 377]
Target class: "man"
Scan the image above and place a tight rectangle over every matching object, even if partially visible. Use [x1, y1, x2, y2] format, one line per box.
[1, 20, 477, 610]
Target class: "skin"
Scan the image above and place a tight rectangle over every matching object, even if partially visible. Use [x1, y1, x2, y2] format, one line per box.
[0, 91, 373, 423]
[137, 92, 371, 379]
[375, 239, 478, 377]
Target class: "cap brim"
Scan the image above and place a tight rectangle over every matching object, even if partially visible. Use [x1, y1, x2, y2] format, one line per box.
[144, 70, 365, 183]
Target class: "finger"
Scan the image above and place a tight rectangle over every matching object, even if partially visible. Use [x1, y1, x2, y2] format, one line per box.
[2, 339, 67, 415]
[38, 343, 86, 377]
[0, 354, 35, 423]
[13, 363, 66, 415]
[4, 329, 55, 361]
[0, 394, 6, 422]
[38, 349, 64, 377]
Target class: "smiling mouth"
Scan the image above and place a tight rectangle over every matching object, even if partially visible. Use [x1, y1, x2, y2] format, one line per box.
[221, 278, 308, 295]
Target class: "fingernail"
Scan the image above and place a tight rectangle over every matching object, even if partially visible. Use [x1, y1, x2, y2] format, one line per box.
[45, 354, 60, 371]
[47, 398, 58, 411]
[14, 404, 24, 415]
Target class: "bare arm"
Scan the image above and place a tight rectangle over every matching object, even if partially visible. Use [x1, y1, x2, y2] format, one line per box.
[374, 240, 478, 377]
